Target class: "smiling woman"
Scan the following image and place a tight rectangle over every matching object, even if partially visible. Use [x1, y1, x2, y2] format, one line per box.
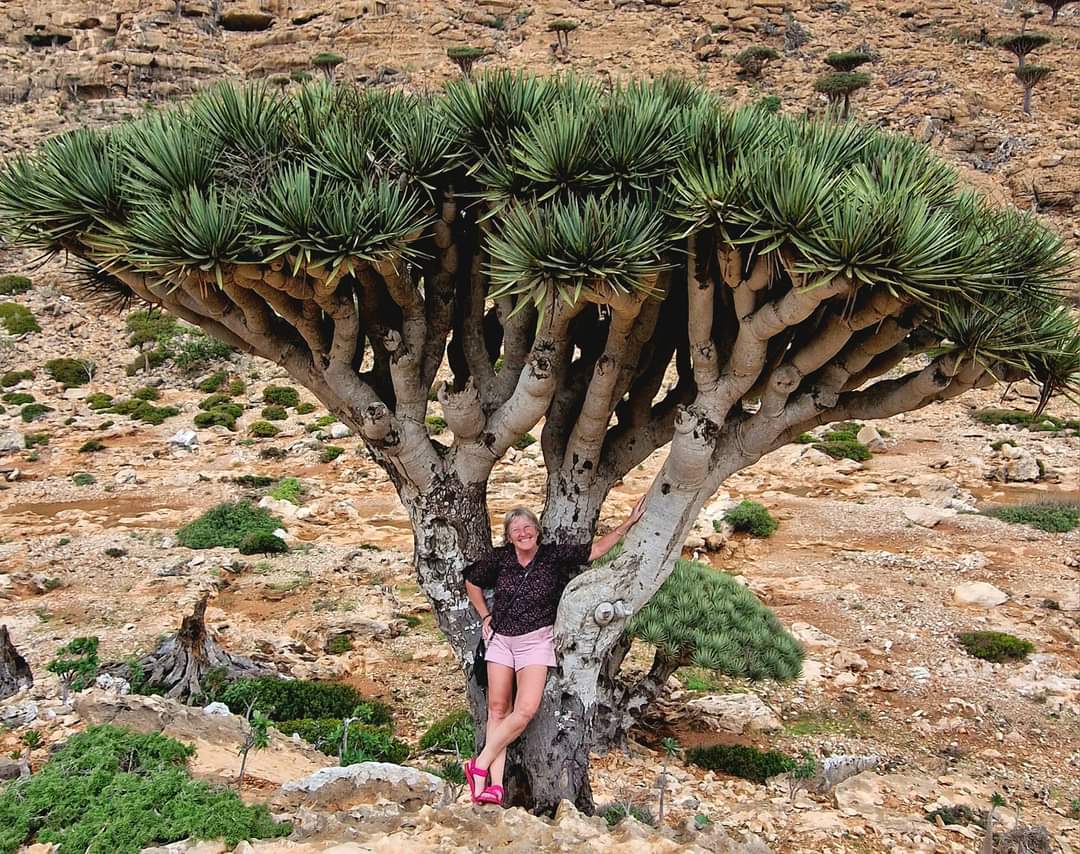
[461, 497, 645, 806]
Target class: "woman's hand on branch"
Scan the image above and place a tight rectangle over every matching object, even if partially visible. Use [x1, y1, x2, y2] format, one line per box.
[620, 494, 647, 534]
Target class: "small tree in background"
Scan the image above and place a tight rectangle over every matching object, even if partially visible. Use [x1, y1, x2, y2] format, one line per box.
[996, 31, 1051, 67]
[1015, 64, 1052, 115]
[1036, 0, 1075, 22]
[46, 637, 99, 704]
[734, 46, 780, 78]
[311, 52, 344, 80]
[267, 73, 290, 94]
[446, 46, 484, 78]
[237, 703, 271, 789]
[289, 69, 313, 84]
[824, 50, 872, 72]
[549, 19, 578, 52]
[814, 71, 871, 118]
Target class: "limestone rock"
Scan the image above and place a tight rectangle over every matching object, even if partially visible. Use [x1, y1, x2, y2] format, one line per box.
[952, 581, 1008, 607]
[219, 9, 275, 31]
[686, 692, 782, 733]
[0, 431, 25, 454]
[275, 762, 445, 812]
[856, 424, 886, 451]
[903, 504, 955, 528]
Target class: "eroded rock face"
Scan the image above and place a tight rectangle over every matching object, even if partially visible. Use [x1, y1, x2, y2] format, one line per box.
[274, 762, 445, 812]
[685, 692, 782, 734]
[219, 9, 275, 31]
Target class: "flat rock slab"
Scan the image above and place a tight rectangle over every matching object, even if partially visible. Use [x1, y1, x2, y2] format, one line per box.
[686, 692, 782, 734]
[275, 762, 445, 811]
[952, 581, 1008, 607]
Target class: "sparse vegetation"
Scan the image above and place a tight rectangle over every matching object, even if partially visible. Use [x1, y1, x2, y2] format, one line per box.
[234, 474, 274, 488]
[686, 743, 796, 783]
[1, 369, 33, 387]
[238, 532, 288, 555]
[197, 370, 228, 392]
[0, 725, 291, 853]
[104, 547, 127, 558]
[176, 501, 283, 550]
[983, 501, 1079, 533]
[973, 408, 1079, 434]
[262, 385, 299, 407]
[513, 432, 537, 450]
[320, 445, 344, 463]
[3, 391, 34, 405]
[20, 403, 52, 422]
[261, 404, 287, 421]
[723, 500, 778, 538]
[734, 45, 779, 77]
[418, 709, 475, 755]
[46, 636, 99, 704]
[811, 421, 872, 461]
[926, 804, 987, 826]
[425, 414, 447, 435]
[86, 392, 114, 410]
[447, 45, 484, 76]
[72, 472, 96, 486]
[268, 476, 302, 504]
[249, 420, 280, 438]
[957, 630, 1034, 662]
[602, 802, 655, 827]
[0, 274, 32, 296]
[78, 439, 106, 453]
[44, 357, 93, 388]
[277, 718, 408, 764]
[295, 401, 315, 414]
[110, 398, 180, 425]
[0, 302, 40, 335]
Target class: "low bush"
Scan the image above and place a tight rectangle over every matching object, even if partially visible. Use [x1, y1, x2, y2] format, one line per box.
[3, 391, 34, 405]
[214, 677, 391, 725]
[973, 408, 1079, 434]
[263, 386, 299, 407]
[0, 302, 40, 335]
[227, 379, 247, 396]
[249, 420, 280, 438]
[110, 398, 180, 425]
[418, 709, 475, 756]
[259, 447, 286, 460]
[983, 501, 1079, 533]
[124, 348, 169, 376]
[276, 718, 408, 764]
[79, 439, 106, 454]
[238, 532, 287, 555]
[686, 743, 796, 783]
[194, 404, 242, 430]
[172, 333, 233, 373]
[104, 547, 127, 558]
[325, 633, 352, 655]
[126, 309, 180, 347]
[425, 415, 447, 435]
[199, 393, 232, 410]
[514, 432, 537, 450]
[86, 392, 114, 410]
[233, 474, 274, 488]
[722, 500, 778, 538]
[197, 371, 228, 393]
[268, 477, 302, 504]
[811, 422, 872, 461]
[261, 404, 287, 421]
[925, 804, 986, 826]
[957, 630, 1034, 663]
[320, 445, 344, 463]
[20, 403, 52, 422]
[25, 433, 48, 448]
[44, 358, 92, 387]
[176, 501, 283, 550]
[1, 369, 33, 387]
[0, 725, 291, 853]
[295, 401, 315, 415]
[72, 472, 96, 486]
[602, 803, 655, 827]
[0, 274, 32, 295]
[133, 386, 161, 401]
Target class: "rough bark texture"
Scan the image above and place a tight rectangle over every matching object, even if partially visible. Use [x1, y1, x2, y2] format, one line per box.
[0, 625, 33, 700]
[134, 596, 272, 700]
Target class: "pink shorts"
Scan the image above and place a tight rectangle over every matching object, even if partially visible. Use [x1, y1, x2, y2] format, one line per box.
[485, 625, 556, 671]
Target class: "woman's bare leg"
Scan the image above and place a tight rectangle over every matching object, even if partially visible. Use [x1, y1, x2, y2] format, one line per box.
[485, 662, 514, 788]
[475, 665, 548, 773]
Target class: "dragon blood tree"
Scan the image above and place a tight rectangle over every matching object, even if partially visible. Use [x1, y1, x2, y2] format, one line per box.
[1, 73, 1077, 812]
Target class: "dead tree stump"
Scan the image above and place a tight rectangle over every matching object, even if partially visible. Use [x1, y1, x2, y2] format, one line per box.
[0, 625, 33, 700]
[134, 595, 272, 701]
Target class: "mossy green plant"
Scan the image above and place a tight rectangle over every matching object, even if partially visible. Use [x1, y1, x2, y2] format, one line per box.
[983, 501, 1079, 533]
[295, 401, 315, 414]
[3, 391, 34, 405]
[722, 500, 778, 538]
[0, 302, 40, 335]
[44, 358, 93, 387]
[320, 445, 344, 463]
[133, 386, 161, 401]
[72, 472, 96, 486]
[212, 677, 391, 724]
[197, 370, 228, 393]
[86, 392, 114, 410]
[268, 477, 302, 504]
[1, 369, 33, 387]
[238, 532, 287, 555]
[261, 404, 287, 421]
[20, 403, 52, 423]
[957, 630, 1034, 663]
[249, 420, 280, 438]
[0, 274, 32, 295]
[78, 439, 106, 453]
[262, 385, 299, 407]
[418, 709, 475, 755]
[686, 743, 796, 783]
[425, 415, 447, 435]
[0, 725, 291, 854]
[176, 501, 283, 550]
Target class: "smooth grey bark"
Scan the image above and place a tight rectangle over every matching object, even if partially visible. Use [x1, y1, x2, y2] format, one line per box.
[0, 625, 33, 701]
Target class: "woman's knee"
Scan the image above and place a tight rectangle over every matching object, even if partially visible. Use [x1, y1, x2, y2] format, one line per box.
[510, 698, 542, 723]
[487, 697, 511, 720]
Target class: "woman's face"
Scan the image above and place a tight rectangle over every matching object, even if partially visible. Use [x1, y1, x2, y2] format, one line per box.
[508, 517, 539, 551]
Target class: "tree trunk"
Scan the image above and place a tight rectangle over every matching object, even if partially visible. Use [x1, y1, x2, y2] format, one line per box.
[0, 626, 33, 700]
[1023, 86, 1033, 115]
[133, 595, 272, 700]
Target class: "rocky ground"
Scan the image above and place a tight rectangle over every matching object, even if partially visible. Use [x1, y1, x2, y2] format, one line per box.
[1, 0, 1080, 851]
[1, 253, 1079, 852]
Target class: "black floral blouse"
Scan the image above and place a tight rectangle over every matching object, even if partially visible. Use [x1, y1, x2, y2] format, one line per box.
[463, 541, 591, 636]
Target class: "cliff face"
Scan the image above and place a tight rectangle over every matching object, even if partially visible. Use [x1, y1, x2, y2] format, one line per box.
[1, 0, 1079, 262]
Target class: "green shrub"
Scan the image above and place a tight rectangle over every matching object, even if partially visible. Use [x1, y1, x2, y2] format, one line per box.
[214, 677, 391, 725]
[249, 420, 280, 438]
[20, 403, 52, 422]
[295, 401, 315, 414]
[983, 501, 1079, 533]
[172, 333, 233, 373]
[314, 414, 336, 428]
[125, 347, 169, 376]
[602, 803, 655, 827]
[925, 804, 986, 827]
[78, 439, 106, 454]
[176, 501, 283, 550]
[72, 472, 96, 486]
[0, 725, 291, 854]
[104, 547, 127, 558]
[25, 433, 48, 448]
[425, 415, 447, 435]
[722, 500, 778, 538]
[194, 403, 242, 430]
[0, 302, 40, 335]
[276, 719, 408, 764]
[957, 631, 1034, 663]
[325, 633, 352, 655]
[238, 532, 287, 555]
[514, 432, 537, 450]
[133, 386, 161, 401]
[199, 393, 233, 410]
[262, 385, 299, 407]
[233, 474, 274, 488]
[261, 404, 287, 421]
[197, 371, 228, 393]
[418, 709, 475, 756]
[111, 399, 179, 425]
[320, 445, 344, 463]
[1, 369, 33, 387]
[972, 408, 1079, 434]
[427, 760, 466, 785]
[259, 447, 286, 460]
[227, 379, 247, 396]
[686, 744, 796, 783]
[813, 436, 871, 461]
[0, 274, 32, 295]
[755, 94, 781, 113]
[268, 477, 302, 504]
[126, 309, 180, 347]
[3, 391, 34, 405]
[86, 392, 114, 410]
[44, 358, 92, 387]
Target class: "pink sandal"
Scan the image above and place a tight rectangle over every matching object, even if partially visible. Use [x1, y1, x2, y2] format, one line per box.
[463, 758, 489, 803]
[477, 784, 505, 805]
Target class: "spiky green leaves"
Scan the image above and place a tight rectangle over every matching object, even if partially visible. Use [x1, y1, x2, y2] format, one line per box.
[1015, 63, 1052, 88]
[627, 560, 804, 681]
[996, 32, 1051, 61]
[486, 195, 669, 314]
[813, 71, 872, 99]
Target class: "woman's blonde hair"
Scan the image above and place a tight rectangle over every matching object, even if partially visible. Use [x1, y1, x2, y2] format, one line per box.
[503, 506, 541, 545]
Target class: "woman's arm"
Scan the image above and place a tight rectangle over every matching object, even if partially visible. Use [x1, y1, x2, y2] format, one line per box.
[589, 495, 647, 562]
[465, 579, 491, 621]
